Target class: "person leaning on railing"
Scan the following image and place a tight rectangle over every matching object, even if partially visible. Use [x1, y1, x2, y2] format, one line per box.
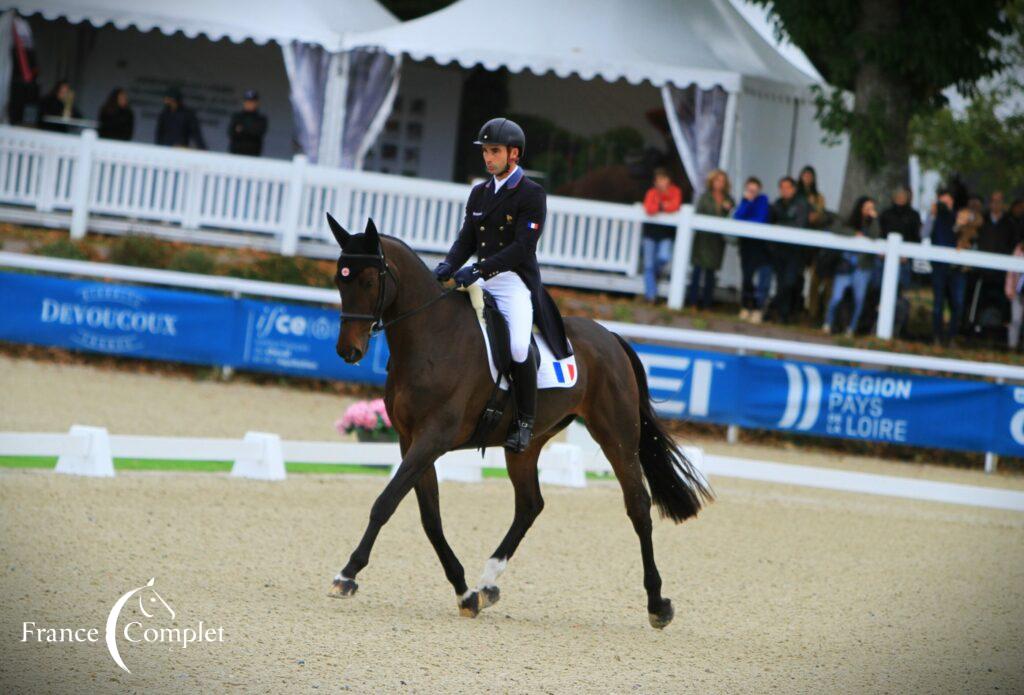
[823, 196, 880, 337]
[767, 176, 810, 324]
[1006, 239, 1024, 351]
[690, 169, 734, 310]
[733, 176, 772, 324]
[927, 190, 966, 347]
[640, 167, 683, 303]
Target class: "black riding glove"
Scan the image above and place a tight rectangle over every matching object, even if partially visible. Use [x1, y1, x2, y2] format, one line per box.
[453, 265, 482, 288]
[433, 261, 453, 282]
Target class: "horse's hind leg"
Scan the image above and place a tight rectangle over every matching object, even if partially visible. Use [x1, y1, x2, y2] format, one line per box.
[412, 463, 473, 612]
[465, 432, 553, 616]
[584, 408, 673, 629]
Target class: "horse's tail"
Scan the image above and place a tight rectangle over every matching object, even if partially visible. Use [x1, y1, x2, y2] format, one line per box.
[613, 333, 713, 523]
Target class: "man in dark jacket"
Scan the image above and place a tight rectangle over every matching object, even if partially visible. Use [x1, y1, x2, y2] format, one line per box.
[768, 176, 810, 323]
[228, 89, 268, 156]
[929, 191, 964, 345]
[879, 186, 922, 292]
[155, 88, 206, 149]
[433, 118, 571, 453]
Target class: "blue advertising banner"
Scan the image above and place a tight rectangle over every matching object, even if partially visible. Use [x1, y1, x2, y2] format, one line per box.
[2, 271, 1021, 457]
[0, 271, 236, 366]
[234, 299, 388, 385]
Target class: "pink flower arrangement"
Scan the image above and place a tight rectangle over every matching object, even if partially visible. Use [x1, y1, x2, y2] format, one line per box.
[336, 398, 393, 435]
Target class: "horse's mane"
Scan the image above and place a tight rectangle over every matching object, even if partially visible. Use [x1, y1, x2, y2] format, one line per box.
[381, 234, 435, 278]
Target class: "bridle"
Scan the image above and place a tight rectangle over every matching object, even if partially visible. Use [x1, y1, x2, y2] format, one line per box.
[336, 241, 456, 336]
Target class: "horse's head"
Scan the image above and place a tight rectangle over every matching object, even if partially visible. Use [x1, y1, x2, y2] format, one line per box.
[327, 213, 393, 364]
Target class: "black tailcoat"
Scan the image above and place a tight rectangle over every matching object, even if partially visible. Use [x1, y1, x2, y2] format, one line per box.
[443, 168, 572, 359]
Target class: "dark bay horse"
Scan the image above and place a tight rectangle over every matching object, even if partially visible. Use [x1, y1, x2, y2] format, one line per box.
[325, 215, 712, 629]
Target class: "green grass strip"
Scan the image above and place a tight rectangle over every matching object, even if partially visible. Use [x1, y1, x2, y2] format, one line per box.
[0, 456, 615, 480]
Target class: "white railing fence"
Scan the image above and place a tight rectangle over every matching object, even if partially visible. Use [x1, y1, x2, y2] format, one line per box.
[3, 425, 1022, 512]
[2, 125, 1023, 342]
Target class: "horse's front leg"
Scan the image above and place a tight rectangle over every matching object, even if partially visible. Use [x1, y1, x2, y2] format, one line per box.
[328, 435, 448, 598]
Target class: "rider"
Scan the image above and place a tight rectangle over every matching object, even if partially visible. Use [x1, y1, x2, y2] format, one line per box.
[433, 118, 571, 453]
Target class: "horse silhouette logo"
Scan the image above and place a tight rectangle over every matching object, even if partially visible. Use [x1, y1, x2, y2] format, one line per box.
[104, 578, 174, 674]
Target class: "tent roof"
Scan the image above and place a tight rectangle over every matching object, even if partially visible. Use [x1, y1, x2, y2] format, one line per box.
[7, 0, 398, 51]
[342, 0, 820, 94]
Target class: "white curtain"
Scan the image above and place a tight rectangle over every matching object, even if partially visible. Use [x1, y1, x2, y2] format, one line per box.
[282, 44, 400, 168]
[661, 83, 732, 197]
[338, 48, 401, 170]
[281, 41, 333, 162]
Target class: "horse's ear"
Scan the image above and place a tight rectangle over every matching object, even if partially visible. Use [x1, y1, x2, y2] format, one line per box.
[326, 213, 350, 248]
[364, 218, 380, 247]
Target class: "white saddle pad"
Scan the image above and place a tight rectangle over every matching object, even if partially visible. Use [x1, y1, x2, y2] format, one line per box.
[462, 285, 578, 390]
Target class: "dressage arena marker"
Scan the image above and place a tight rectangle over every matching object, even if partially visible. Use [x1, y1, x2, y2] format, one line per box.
[1, 425, 1022, 511]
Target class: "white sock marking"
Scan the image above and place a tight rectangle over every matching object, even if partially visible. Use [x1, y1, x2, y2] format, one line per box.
[478, 557, 508, 589]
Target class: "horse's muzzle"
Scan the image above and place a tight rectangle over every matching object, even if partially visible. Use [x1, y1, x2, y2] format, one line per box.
[338, 345, 363, 364]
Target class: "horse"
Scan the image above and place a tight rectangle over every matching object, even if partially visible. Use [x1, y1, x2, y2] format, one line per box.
[325, 214, 712, 629]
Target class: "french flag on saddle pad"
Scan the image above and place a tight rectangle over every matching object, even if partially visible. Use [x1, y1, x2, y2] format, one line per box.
[552, 360, 575, 384]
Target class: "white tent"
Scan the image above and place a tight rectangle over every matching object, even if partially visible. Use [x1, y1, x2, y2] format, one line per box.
[343, 0, 848, 202]
[0, 0, 399, 162]
[5, 0, 395, 51]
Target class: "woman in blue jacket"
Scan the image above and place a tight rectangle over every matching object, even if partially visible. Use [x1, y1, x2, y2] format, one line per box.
[733, 177, 772, 323]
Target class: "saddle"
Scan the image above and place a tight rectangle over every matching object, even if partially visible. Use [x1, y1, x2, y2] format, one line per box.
[453, 285, 578, 454]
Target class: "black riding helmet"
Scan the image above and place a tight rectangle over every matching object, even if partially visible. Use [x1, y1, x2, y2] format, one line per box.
[473, 118, 525, 159]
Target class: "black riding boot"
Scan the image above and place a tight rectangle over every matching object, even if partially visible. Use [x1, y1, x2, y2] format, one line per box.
[504, 356, 537, 453]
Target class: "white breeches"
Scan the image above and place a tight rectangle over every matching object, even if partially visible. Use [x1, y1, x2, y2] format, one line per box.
[480, 271, 533, 363]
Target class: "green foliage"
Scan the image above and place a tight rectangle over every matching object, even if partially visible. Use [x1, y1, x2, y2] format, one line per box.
[910, 2, 1024, 193]
[108, 236, 171, 268]
[753, 0, 1013, 173]
[36, 238, 88, 261]
[509, 113, 645, 191]
[227, 256, 328, 287]
[167, 248, 216, 275]
[911, 93, 1024, 194]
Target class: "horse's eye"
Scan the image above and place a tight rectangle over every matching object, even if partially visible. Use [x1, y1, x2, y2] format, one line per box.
[360, 277, 374, 289]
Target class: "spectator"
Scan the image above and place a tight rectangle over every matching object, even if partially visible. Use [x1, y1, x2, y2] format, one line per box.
[155, 88, 206, 149]
[228, 89, 268, 156]
[689, 169, 733, 309]
[640, 167, 682, 303]
[977, 191, 1012, 255]
[768, 176, 810, 323]
[734, 176, 772, 324]
[929, 190, 965, 346]
[798, 165, 830, 322]
[824, 196, 880, 336]
[97, 87, 134, 141]
[797, 165, 827, 228]
[879, 186, 922, 293]
[36, 80, 80, 132]
[7, 15, 40, 125]
[1006, 198, 1024, 248]
[1007, 240, 1024, 351]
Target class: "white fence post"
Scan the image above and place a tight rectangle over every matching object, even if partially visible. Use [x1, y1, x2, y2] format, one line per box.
[55, 424, 114, 477]
[538, 443, 587, 488]
[231, 432, 286, 480]
[182, 166, 204, 229]
[69, 129, 97, 239]
[667, 204, 695, 310]
[875, 232, 903, 340]
[36, 147, 59, 213]
[279, 154, 308, 256]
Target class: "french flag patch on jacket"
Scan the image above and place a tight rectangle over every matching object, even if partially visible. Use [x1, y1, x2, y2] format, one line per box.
[528, 222, 540, 231]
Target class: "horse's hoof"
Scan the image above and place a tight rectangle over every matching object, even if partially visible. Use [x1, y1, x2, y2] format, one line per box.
[328, 577, 358, 598]
[648, 598, 674, 629]
[479, 585, 501, 610]
[458, 591, 481, 618]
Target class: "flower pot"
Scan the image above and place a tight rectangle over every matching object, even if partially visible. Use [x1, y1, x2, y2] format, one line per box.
[356, 429, 399, 443]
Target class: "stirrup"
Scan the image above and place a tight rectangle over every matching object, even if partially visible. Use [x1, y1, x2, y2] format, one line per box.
[504, 416, 535, 453]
